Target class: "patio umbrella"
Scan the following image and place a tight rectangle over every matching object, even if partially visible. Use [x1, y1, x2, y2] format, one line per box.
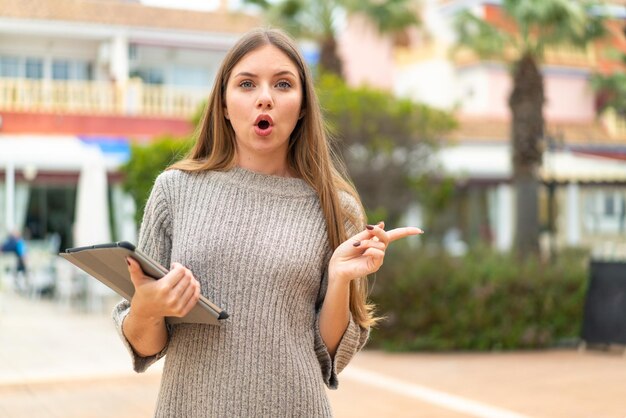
[73, 145, 114, 311]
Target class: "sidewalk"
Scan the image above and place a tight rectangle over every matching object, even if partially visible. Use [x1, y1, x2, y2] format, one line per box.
[1, 287, 625, 418]
[0, 285, 162, 385]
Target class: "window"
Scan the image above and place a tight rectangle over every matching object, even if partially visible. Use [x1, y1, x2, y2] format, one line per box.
[74, 61, 92, 80]
[52, 59, 92, 80]
[171, 66, 210, 87]
[0, 56, 93, 81]
[131, 68, 164, 84]
[25, 185, 77, 250]
[128, 44, 138, 61]
[0, 56, 20, 77]
[146, 68, 163, 84]
[584, 190, 626, 234]
[604, 195, 616, 216]
[52, 60, 70, 80]
[25, 57, 43, 79]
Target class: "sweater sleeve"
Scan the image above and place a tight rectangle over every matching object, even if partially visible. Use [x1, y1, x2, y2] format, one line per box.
[314, 191, 370, 389]
[111, 172, 174, 373]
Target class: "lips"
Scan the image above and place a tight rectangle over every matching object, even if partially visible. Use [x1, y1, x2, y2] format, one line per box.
[254, 114, 274, 137]
[254, 114, 274, 127]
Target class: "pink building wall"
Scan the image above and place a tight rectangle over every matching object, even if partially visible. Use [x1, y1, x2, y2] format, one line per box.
[464, 66, 596, 122]
[338, 14, 395, 90]
[543, 71, 596, 121]
[338, 14, 597, 124]
[486, 69, 512, 119]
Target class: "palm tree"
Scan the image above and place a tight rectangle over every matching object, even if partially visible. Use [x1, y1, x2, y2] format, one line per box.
[244, 0, 419, 77]
[454, 0, 605, 258]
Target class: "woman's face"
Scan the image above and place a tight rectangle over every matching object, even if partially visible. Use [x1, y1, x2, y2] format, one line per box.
[224, 44, 303, 165]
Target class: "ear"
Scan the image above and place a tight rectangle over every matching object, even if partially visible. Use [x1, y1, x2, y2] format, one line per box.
[224, 107, 230, 120]
[299, 109, 305, 119]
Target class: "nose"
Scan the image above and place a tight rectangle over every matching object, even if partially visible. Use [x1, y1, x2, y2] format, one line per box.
[256, 85, 273, 110]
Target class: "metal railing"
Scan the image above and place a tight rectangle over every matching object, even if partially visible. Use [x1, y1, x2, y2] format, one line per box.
[0, 77, 208, 118]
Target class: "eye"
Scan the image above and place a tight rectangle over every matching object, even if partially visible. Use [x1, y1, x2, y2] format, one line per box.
[276, 80, 292, 89]
[239, 80, 254, 89]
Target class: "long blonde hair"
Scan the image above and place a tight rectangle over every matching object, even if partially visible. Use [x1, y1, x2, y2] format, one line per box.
[169, 28, 377, 328]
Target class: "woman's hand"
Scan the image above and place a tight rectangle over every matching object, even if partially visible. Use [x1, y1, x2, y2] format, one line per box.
[328, 222, 423, 284]
[127, 258, 201, 321]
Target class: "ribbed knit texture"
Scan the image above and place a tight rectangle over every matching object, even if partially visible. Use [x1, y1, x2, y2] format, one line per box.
[112, 167, 369, 418]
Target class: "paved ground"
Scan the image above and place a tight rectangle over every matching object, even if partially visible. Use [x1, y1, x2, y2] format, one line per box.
[1, 286, 626, 418]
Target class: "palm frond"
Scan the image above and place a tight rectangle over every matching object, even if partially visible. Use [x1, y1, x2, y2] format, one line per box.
[453, 10, 512, 59]
[242, 0, 270, 8]
[344, 0, 420, 34]
[503, 0, 606, 54]
[243, 0, 333, 40]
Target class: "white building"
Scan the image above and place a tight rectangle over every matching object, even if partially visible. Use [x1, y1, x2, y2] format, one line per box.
[0, 0, 259, 252]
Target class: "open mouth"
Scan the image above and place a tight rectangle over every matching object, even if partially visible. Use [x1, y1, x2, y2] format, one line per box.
[254, 115, 274, 136]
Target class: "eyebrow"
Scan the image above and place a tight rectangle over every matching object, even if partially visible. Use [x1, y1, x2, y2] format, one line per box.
[233, 70, 297, 79]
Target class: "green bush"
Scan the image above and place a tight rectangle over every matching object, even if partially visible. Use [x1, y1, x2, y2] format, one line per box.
[369, 245, 589, 351]
[121, 135, 193, 224]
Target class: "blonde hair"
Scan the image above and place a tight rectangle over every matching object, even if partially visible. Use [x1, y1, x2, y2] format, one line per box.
[169, 28, 377, 328]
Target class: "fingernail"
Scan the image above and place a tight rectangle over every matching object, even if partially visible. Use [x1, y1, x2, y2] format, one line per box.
[353, 241, 361, 247]
[366, 225, 374, 230]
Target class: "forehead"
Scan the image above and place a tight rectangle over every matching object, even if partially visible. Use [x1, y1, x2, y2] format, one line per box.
[231, 44, 300, 76]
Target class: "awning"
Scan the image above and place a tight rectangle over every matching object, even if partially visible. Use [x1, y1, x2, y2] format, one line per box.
[541, 151, 626, 182]
[437, 143, 510, 180]
[0, 134, 129, 172]
[438, 143, 626, 183]
[0, 135, 118, 240]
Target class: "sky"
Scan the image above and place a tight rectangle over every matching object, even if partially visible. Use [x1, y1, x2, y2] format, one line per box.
[140, 0, 247, 12]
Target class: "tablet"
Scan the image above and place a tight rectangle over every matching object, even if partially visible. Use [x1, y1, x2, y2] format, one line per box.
[59, 241, 228, 325]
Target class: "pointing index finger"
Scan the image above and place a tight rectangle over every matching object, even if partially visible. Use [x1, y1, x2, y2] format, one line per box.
[387, 227, 424, 243]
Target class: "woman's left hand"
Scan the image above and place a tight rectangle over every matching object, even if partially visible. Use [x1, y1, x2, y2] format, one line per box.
[328, 222, 423, 284]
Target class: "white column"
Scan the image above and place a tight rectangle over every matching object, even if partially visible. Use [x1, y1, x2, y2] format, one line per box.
[496, 183, 513, 252]
[110, 33, 129, 84]
[566, 182, 580, 246]
[5, 161, 15, 232]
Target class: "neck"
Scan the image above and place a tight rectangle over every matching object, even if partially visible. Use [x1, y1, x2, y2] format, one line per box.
[235, 154, 294, 178]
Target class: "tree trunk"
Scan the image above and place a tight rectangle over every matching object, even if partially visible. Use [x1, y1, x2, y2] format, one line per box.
[319, 35, 343, 77]
[508, 53, 544, 258]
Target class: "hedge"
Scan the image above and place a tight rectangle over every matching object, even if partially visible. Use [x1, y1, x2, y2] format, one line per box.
[368, 245, 589, 351]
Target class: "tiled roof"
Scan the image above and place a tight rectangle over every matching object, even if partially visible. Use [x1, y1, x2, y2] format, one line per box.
[0, 0, 261, 33]
[447, 117, 626, 147]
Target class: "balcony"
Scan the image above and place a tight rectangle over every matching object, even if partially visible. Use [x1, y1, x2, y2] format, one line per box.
[395, 41, 598, 71]
[449, 44, 596, 68]
[0, 77, 208, 118]
[602, 108, 626, 139]
[543, 44, 597, 68]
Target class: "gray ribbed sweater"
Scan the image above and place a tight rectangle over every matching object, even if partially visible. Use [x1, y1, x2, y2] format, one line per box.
[112, 167, 369, 417]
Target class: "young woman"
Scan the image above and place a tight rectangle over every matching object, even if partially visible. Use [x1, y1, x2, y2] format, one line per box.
[113, 28, 422, 417]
